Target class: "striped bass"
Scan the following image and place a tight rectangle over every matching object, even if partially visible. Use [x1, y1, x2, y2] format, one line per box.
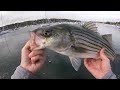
[30, 22, 116, 71]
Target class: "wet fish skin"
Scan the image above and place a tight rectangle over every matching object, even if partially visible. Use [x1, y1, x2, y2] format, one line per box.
[31, 23, 116, 71]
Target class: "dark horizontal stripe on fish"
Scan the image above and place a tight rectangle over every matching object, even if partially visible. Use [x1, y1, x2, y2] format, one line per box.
[74, 36, 101, 50]
[72, 28, 112, 48]
[71, 32, 114, 56]
[75, 42, 113, 59]
[73, 33, 115, 57]
[73, 42, 99, 52]
[73, 33, 115, 58]
[79, 29, 115, 53]
[72, 29, 112, 49]
[61, 24, 115, 57]
[75, 39, 113, 58]
[71, 46, 98, 53]
[71, 30, 115, 56]
[58, 24, 115, 59]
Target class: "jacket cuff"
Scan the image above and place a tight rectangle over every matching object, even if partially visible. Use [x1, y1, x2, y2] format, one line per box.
[102, 71, 117, 79]
[11, 66, 36, 79]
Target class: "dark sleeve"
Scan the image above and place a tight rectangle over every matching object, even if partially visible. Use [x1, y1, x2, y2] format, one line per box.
[102, 71, 117, 79]
[11, 66, 37, 79]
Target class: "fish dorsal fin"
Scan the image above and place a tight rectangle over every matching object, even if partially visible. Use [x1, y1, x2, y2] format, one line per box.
[69, 56, 81, 71]
[102, 34, 112, 44]
[82, 21, 97, 32]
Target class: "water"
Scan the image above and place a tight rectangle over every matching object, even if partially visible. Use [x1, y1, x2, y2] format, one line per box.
[0, 23, 120, 79]
[96, 23, 120, 54]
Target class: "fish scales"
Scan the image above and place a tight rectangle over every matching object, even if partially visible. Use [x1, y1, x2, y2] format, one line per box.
[31, 22, 116, 71]
[71, 29, 115, 58]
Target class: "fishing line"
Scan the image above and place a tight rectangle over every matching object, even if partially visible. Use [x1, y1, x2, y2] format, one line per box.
[1, 11, 12, 56]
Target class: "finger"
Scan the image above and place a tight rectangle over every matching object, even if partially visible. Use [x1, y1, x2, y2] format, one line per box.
[31, 55, 40, 64]
[84, 58, 95, 72]
[84, 58, 92, 67]
[100, 48, 109, 62]
[30, 32, 36, 44]
[29, 50, 44, 58]
[31, 55, 45, 64]
[24, 41, 31, 49]
[22, 40, 31, 52]
[38, 56, 45, 64]
[30, 32, 39, 50]
[30, 32, 35, 40]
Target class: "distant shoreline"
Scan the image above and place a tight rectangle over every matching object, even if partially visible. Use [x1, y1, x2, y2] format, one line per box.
[0, 18, 81, 32]
[0, 18, 119, 32]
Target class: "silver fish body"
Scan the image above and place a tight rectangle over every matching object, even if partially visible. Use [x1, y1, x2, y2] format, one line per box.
[32, 22, 116, 71]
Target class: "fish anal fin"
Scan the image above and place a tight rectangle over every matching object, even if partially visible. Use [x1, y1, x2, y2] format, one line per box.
[69, 56, 82, 71]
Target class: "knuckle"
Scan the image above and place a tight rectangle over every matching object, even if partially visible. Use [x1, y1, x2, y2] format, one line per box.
[33, 55, 39, 60]
[36, 55, 40, 58]
[32, 51, 36, 55]
[31, 57, 36, 61]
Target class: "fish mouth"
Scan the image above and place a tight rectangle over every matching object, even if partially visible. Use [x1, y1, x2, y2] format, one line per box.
[35, 34, 47, 49]
[30, 31, 46, 50]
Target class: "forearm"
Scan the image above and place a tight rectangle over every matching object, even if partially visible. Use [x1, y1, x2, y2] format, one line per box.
[11, 66, 37, 79]
[102, 71, 117, 79]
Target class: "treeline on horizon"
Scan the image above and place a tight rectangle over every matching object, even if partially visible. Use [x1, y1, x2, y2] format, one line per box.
[0, 18, 119, 32]
[104, 22, 120, 26]
[0, 18, 80, 32]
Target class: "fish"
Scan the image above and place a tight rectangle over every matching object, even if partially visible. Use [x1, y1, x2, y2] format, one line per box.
[30, 22, 116, 71]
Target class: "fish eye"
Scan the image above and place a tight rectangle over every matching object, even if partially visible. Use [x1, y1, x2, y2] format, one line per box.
[43, 30, 52, 37]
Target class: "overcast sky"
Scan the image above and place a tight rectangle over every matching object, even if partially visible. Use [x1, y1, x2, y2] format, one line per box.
[0, 11, 120, 27]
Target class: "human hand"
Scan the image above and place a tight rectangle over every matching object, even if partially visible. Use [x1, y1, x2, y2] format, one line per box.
[20, 41, 45, 74]
[84, 48, 112, 79]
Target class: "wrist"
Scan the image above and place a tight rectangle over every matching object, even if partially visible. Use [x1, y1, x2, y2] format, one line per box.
[20, 64, 38, 75]
[20, 64, 34, 74]
[95, 70, 112, 79]
[101, 70, 116, 79]
[11, 66, 36, 79]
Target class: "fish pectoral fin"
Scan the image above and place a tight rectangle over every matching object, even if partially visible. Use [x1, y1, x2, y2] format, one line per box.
[69, 56, 82, 71]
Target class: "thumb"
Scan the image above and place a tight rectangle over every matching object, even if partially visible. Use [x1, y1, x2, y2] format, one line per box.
[30, 32, 39, 51]
[100, 48, 109, 62]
